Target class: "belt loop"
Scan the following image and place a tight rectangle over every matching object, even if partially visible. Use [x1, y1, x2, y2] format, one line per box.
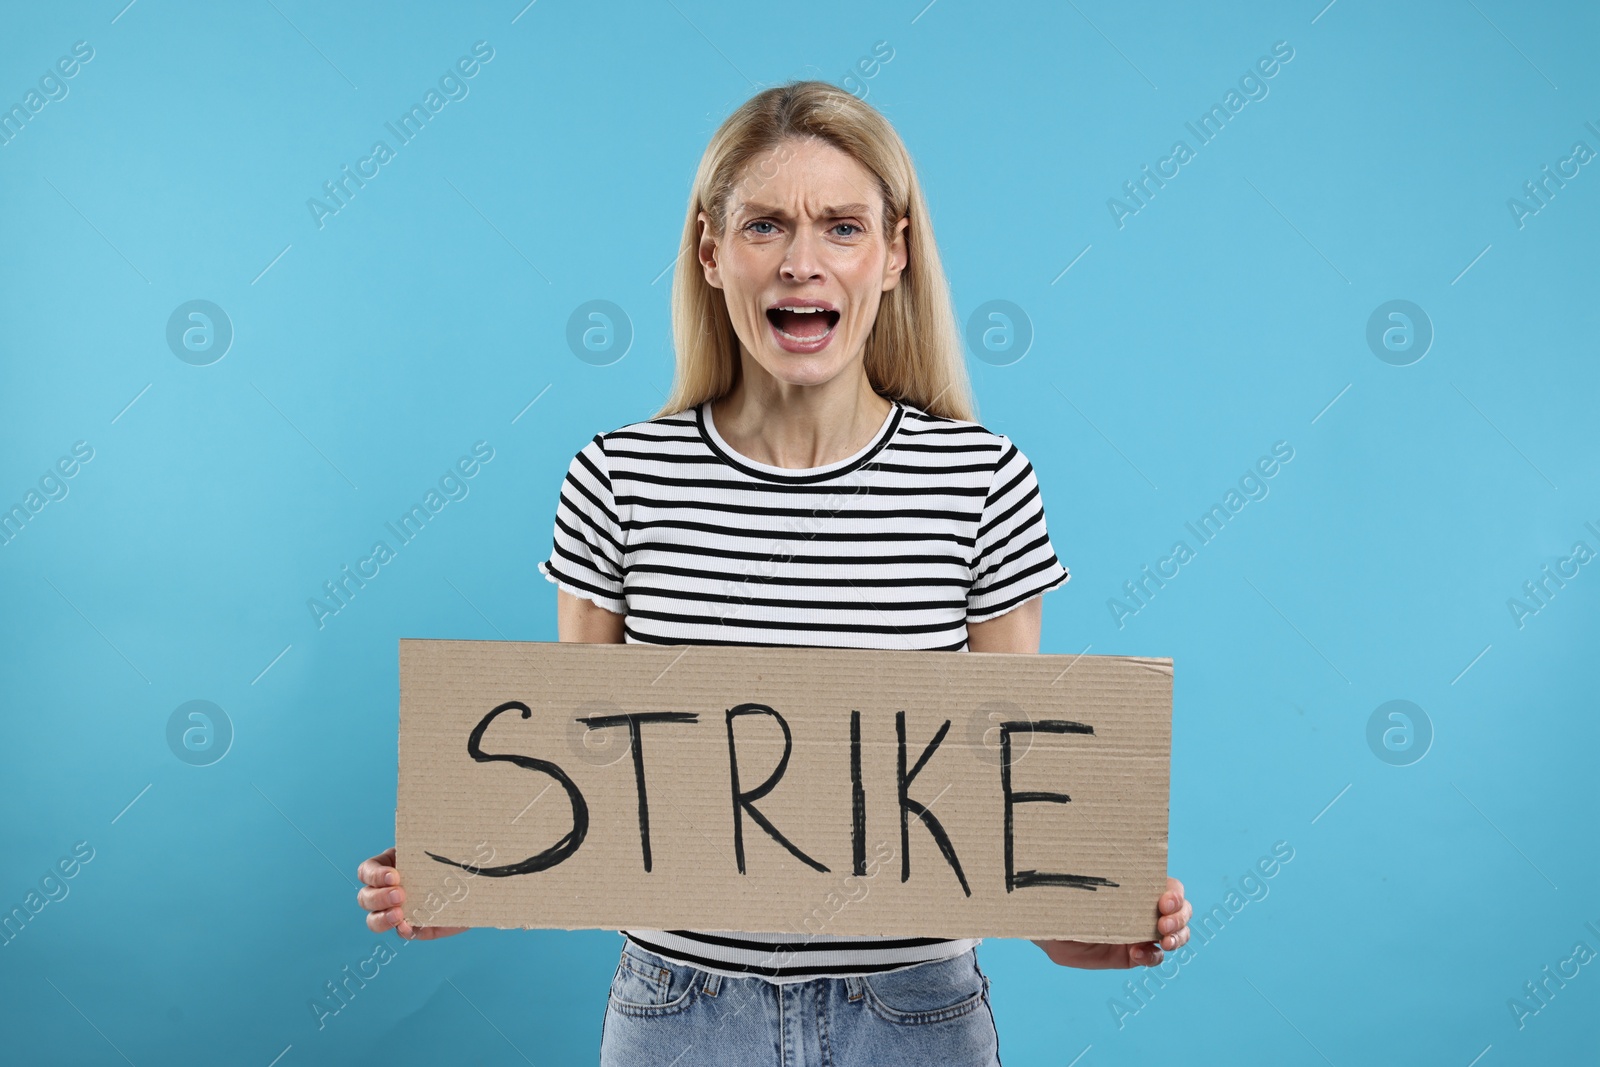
[845, 975, 863, 1001]
[702, 970, 722, 997]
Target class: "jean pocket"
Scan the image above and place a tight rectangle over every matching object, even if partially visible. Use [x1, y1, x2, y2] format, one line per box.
[859, 951, 990, 1026]
[607, 944, 701, 1017]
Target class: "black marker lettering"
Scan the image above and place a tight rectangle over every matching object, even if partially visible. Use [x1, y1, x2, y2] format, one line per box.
[576, 712, 698, 872]
[426, 700, 588, 877]
[726, 703, 829, 874]
[850, 709, 866, 877]
[999, 720, 1120, 892]
[896, 711, 970, 896]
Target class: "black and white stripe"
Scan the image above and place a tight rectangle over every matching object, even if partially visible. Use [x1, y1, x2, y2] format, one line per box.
[538, 397, 1071, 980]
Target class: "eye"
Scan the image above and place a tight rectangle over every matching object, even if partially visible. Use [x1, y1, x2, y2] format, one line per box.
[831, 223, 862, 237]
[744, 220, 778, 235]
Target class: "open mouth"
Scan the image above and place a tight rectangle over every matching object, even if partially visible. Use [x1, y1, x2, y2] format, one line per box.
[765, 305, 841, 344]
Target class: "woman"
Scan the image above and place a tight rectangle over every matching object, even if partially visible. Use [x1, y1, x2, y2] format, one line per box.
[357, 80, 1191, 1065]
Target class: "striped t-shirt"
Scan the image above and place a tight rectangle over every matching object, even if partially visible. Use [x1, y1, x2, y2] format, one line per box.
[536, 395, 1071, 981]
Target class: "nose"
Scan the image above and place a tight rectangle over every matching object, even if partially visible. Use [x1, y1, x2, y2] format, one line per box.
[780, 227, 824, 283]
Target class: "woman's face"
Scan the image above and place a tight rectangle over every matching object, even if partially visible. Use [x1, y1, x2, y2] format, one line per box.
[698, 136, 908, 392]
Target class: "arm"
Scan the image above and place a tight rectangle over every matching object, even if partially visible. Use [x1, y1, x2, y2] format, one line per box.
[557, 587, 627, 643]
[965, 594, 1044, 653]
[967, 596, 1192, 969]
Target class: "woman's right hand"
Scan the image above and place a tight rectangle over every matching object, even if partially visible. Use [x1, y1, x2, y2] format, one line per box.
[356, 846, 469, 941]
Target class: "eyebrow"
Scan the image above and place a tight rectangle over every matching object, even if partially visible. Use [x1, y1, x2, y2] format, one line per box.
[736, 202, 873, 219]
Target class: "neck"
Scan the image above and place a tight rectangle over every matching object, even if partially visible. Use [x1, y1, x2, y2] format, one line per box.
[710, 363, 892, 470]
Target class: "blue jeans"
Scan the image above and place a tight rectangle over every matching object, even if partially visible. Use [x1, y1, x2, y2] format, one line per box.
[598, 941, 1002, 1066]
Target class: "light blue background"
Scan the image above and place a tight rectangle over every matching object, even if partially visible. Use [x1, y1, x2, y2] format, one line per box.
[2, 0, 1597, 1064]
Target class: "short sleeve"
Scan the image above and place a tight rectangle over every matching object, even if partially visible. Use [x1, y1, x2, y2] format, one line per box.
[537, 435, 627, 615]
[967, 435, 1071, 623]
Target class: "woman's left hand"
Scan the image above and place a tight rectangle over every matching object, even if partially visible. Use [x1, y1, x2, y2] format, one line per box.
[1031, 877, 1191, 969]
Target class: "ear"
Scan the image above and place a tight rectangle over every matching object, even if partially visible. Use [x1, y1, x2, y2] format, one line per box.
[882, 215, 910, 293]
[697, 210, 723, 290]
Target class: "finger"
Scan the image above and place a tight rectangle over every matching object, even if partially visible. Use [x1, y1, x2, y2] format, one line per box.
[1158, 877, 1186, 913]
[357, 847, 398, 887]
[356, 846, 395, 885]
[1132, 942, 1164, 967]
[356, 870, 400, 902]
[365, 906, 398, 934]
[1158, 899, 1192, 936]
[357, 885, 405, 912]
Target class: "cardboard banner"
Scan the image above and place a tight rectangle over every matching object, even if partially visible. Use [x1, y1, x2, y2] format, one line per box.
[396, 639, 1171, 942]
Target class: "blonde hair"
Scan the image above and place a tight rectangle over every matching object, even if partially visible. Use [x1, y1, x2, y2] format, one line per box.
[651, 80, 976, 422]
